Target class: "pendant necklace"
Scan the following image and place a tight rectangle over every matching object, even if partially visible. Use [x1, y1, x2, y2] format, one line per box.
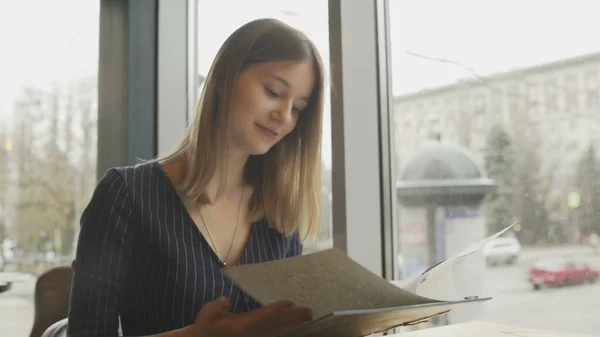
[198, 189, 244, 267]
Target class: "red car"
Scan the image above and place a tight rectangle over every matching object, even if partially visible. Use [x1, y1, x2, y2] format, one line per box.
[528, 257, 599, 290]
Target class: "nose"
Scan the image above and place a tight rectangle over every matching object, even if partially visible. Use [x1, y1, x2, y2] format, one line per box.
[270, 99, 295, 124]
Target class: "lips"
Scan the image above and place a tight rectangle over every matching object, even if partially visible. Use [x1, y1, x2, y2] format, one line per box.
[255, 123, 279, 139]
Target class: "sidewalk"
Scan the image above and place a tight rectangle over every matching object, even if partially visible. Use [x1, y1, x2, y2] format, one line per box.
[0, 274, 36, 337]
[0, 296, 33, 336]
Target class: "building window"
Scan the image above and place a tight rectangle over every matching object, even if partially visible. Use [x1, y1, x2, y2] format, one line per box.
[565, 74, 578, 113]
[444, 97, 457, 119]
[473, 94, 486, 115]
[403, 115, 413, 130]
[586, 70, 599, 109]
[545, 79, 557, 113]
[472, 94, 486, 131]
[528, 84, 539, 117]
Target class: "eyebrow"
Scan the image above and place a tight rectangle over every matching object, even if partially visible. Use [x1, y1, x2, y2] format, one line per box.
[268, 75, 310, 102]
[269, 75, 290, 88]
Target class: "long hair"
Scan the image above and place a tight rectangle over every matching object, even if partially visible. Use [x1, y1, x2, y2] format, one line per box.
[159, 19, 324, 242]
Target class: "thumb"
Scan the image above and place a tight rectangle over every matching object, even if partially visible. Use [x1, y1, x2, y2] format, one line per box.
[199, 296, 231, 322]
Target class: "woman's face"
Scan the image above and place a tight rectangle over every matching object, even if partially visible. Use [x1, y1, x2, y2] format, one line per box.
[229, 60, 316, 156]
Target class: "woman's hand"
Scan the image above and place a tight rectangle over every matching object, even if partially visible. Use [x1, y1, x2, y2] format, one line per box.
[187, 296, 312, 337]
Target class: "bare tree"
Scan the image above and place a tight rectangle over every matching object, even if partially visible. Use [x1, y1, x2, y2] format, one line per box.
[508, 96, 550, 244]
[575, 143, 600, 237]
[0, 127, 10, 269]
[10, 76, 97, 258]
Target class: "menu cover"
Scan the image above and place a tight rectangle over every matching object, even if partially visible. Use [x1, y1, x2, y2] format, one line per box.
[223, 248, 489, 337]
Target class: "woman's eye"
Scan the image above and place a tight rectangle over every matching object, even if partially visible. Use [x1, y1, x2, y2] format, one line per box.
[292, 107, 302, 114]
[265, 87, 279, 98]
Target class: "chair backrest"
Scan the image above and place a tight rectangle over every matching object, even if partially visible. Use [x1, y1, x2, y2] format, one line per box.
[40, 318, 68, 337]
[29, 266, 73, 337]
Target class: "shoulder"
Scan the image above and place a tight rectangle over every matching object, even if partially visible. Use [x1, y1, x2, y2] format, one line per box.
[108, 161, 157, 185]
[97, 161, 159, 195]
[84, 167, 134, 217]
[79, 164, 161, 238]
[93, 167, 129, 198]
[89, 162, 155, 211]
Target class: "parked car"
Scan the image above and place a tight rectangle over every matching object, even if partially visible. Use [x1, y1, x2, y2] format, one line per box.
[483, 237, 521, 266]
[528, 257, 599, 290]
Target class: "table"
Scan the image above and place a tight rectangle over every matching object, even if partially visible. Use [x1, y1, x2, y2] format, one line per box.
[389, 321, 595, 337]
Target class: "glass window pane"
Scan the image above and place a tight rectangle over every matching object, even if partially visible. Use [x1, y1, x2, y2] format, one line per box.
[195, 1, 332, 253]
[389, 1, 600, 334]
[0, 1, 99, 335]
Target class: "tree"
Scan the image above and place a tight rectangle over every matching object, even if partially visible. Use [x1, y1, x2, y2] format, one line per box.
[483, 124, 515, 235]
[501, 95, 553, 245]
[10, 76, 97, 258]
[0, 128, 11, 269]
[512, 129, 548, 244]
[575, 143, 600, 236]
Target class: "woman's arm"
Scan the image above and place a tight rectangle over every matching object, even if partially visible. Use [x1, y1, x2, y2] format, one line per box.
[67, 169, 199, 337]
[67, 169, 136, 337]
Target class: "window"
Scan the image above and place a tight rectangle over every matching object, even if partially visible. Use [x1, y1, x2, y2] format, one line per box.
[403, 115, 413, 131]
[0, 1, 99, 335]
[506, 84, 523, 115]
[528, 84, 540, 118]
[456, 96, 472, 147]
[565, 74, 579, 113]
[389, 1, 600, 334]
[194, 0, 332, 253]
[586, 70, 599, 109]
[545, 79, 558, 113]
[473, 94, 487, 131]
[474, 94, 486, 116]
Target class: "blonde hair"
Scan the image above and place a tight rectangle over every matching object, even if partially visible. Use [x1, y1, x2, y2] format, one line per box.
[160, 19, 324, 242]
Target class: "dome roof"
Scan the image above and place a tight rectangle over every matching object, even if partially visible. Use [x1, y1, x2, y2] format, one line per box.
[401, 141, 484, 181]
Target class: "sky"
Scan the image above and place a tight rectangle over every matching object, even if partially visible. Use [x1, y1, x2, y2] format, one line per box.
[1, 0, 600, 168]
[389, 0, 600, 94]
[0, 0, 99, 125]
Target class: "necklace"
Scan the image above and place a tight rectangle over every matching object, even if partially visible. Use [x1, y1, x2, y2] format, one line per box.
[198, 189, 245, 267]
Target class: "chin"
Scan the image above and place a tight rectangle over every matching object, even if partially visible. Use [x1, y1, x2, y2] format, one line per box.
[246, 141, 276, 156]
[248, 147, 271, 156]
[243, 134, 283, 155]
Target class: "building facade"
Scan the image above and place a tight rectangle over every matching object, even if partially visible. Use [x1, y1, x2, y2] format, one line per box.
[394, 52, 600, 238]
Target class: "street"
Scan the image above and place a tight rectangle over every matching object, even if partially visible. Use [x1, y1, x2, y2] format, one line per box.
[0, 273, 36, 337]
[481, 245, 600, 336]
[1, 246, 599, 336]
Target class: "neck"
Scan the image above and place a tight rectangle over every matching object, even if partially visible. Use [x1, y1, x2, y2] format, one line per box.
[207, 149, 249, 201]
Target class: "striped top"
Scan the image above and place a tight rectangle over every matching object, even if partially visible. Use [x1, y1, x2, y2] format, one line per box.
[67, 162, 302, 337]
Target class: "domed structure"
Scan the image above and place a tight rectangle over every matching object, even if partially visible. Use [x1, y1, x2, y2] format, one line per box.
[400, 141, 484, 181]
[397, 140, 496, 205]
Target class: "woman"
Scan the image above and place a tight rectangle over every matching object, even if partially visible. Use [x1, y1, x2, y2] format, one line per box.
[68, 18, 325, 337]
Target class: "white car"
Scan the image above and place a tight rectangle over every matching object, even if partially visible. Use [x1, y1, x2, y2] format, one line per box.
[484, 237, 521, 265]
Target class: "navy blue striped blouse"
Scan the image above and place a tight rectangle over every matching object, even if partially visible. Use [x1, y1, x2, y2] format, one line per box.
[67, 162, 302, 337]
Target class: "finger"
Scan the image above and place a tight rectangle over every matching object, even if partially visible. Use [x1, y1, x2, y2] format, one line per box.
[251, 300, 295, 318]
[241, 300, 293, 322]
[232, 302, 304, 333]
[265, 300, 295, 309]
[254, 301, 312, 323]
[276, 306, 313, 325]
[262, 306, 313, 337]
[198, 296, 231, 322]
[225, 305, 312, 337]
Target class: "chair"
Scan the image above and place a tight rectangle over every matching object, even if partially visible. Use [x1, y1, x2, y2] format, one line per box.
[0, 280, 12, 293]
[29, 266, 73, 337]
[41, 318, 68, 337]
